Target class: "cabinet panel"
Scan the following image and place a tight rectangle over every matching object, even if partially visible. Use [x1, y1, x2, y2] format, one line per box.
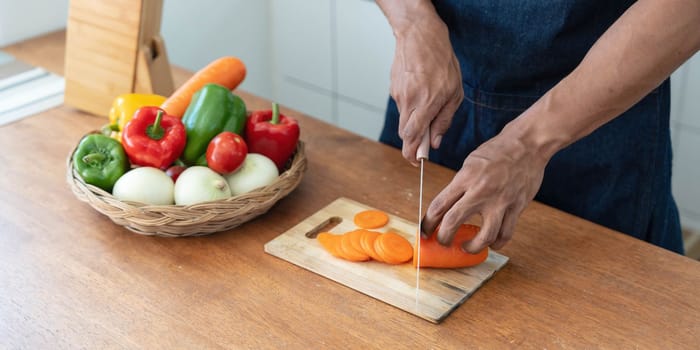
[672, 127, 700, 225]
[276, 77, 334, 125]
[336, 0, 394, 110]
[675, 53, 700, 129]
[270, 0, 332, 91]
[337, 100, 386, 140]
[162, 0, 272, 98]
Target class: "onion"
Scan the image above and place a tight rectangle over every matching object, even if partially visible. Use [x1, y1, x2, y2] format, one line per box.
[174, 166, 231, 205]
[225, 153, 279, 196]
[113, 167, 174, 205]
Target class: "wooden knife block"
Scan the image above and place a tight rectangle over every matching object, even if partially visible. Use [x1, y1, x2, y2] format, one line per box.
[64, 0, 174, 117]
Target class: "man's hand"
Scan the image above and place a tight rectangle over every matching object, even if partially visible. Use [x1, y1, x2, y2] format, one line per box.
[378, 0, 463, 166]
[420, 126, 549, 252]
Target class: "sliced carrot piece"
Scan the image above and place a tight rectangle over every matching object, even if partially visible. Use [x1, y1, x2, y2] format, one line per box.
[359, 230, 384, 262]
[339, 232, 370, 262]
[347, 230, 368, 257]
[374, 232, 413, 264]
[353, 210, 389, 229]
[317, 232, 343, 258]
[414, 224, 489, 268]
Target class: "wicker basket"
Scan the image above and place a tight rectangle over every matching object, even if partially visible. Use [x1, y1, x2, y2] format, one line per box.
[67, 132, 307, 237]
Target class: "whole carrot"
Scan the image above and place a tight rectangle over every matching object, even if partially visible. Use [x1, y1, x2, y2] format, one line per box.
[414, 224, 489, 268]
[161, 56, 246, 118]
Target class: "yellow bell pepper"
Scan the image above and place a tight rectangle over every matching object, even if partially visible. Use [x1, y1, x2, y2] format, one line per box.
[107, 93, 167, 141]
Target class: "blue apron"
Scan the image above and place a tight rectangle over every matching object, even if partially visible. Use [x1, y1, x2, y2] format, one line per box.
[380, 0, 684, 254]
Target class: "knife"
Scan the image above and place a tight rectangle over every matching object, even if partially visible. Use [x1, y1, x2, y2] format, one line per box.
[415, 130, 430, 309]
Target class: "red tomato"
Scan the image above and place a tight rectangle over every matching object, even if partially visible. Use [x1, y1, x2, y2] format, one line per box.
[206, 132, 248, 174]
[165, 165, 186, 182]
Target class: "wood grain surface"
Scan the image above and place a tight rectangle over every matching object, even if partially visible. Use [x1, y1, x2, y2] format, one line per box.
[264, 197, 509, 323]
[1, 31, 699, 349]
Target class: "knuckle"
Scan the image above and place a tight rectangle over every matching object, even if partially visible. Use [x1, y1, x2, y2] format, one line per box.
[441, 211, 462, 232]
[475, 233, 495, 248]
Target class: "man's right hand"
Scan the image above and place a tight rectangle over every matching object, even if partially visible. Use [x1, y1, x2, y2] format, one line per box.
[377, 0, 464, 166]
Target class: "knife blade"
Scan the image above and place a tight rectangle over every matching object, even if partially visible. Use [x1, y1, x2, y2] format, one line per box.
[415, 130, 430, 310]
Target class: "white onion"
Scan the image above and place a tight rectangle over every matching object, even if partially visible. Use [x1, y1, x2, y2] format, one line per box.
[174, 166, 231, 205]
[113, 167, 174, 205]
[225, 153, 279, 196]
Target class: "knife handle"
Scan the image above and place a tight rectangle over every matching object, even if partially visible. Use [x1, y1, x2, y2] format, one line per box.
[417, 129, 430, 160]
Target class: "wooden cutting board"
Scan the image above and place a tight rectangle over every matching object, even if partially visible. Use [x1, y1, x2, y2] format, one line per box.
[264, 197, 509, 323]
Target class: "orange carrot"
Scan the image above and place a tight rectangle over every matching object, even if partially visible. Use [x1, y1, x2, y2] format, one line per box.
[359, 230, 384, 262]
[339, 232, 370, 262]
[317, 232, 343, 258]
[347, 230, 368, 257]
[374, 232, 413, 264]
[160, 56, 247, 118]
[353, 210, 389, 229]
[414, 224, 489, 268]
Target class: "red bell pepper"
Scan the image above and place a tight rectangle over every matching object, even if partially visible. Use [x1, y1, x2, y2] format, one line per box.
[122, 106, 187, 169]
[245, 102, 300, 170]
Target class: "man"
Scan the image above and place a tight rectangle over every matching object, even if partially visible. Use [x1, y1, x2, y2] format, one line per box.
[376, 0, 700, 254]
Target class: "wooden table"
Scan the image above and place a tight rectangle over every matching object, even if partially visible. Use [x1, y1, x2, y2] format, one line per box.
[2, 31, 699, 349]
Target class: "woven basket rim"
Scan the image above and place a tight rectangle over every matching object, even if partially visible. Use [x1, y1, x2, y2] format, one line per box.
[67, 131, 307, 237]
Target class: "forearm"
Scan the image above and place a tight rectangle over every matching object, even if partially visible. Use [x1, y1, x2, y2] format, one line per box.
[506, 0, 700, 161]
[376, 0, 442, 36]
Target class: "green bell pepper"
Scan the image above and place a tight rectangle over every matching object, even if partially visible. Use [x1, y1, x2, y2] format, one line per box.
[73, 134, 129, 192]
[180, 83, 247, 165]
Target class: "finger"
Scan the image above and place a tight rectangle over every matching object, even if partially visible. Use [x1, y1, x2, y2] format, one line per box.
[462, 209, 505, 254]
[401, 106, 433, 165]
[429, 92, 461, 149]
[491, 207, 520, 250]
[436, 194, 481, 246]
[421, 182, 467, 239]
[397, 104, 413, 141]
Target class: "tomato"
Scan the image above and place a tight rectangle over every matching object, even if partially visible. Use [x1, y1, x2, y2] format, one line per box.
[165, 165, 187, 182]
[206, 132, 248, 174]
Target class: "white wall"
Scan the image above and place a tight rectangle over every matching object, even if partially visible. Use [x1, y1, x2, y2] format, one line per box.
[0, 0, 69, 46]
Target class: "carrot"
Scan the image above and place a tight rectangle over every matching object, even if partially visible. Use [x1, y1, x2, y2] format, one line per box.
[374, 232, 413, 264]
[347, 230, 368, 257]
[160, 56, 247, 118]
[359, 230, 384, 262]
[339, 232, 370, 262]
[413, 224, 489, 268]
[353, 210, 389, 229]
[317, 232, 343, 258]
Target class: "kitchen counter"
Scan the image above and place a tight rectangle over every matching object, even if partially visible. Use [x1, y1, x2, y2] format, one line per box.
[1, 31, 699, 349]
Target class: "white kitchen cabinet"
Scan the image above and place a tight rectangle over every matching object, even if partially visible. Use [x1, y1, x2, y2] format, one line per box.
[671, 54, 700, 130]
[0, 0, 68, 46]
[267, 0, 394, 138]
[275, 77, 334, 125]
[270, 0, 333, 92]
[336, 0, 394, 111]
[161, 0, 272, 98]
[337, 99, 386, 140]
[670, 52, 700, 237]
[672, 127, 700, 229]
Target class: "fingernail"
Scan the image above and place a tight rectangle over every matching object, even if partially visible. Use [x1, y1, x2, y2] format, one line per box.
[434, 134, 442, 147]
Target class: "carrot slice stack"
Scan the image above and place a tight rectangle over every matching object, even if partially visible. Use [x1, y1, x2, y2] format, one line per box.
[339, 232, 371, 262]
[374, 232, 413, 264]
[317, 232, 343, 258]
[359, 230, 384, 262]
